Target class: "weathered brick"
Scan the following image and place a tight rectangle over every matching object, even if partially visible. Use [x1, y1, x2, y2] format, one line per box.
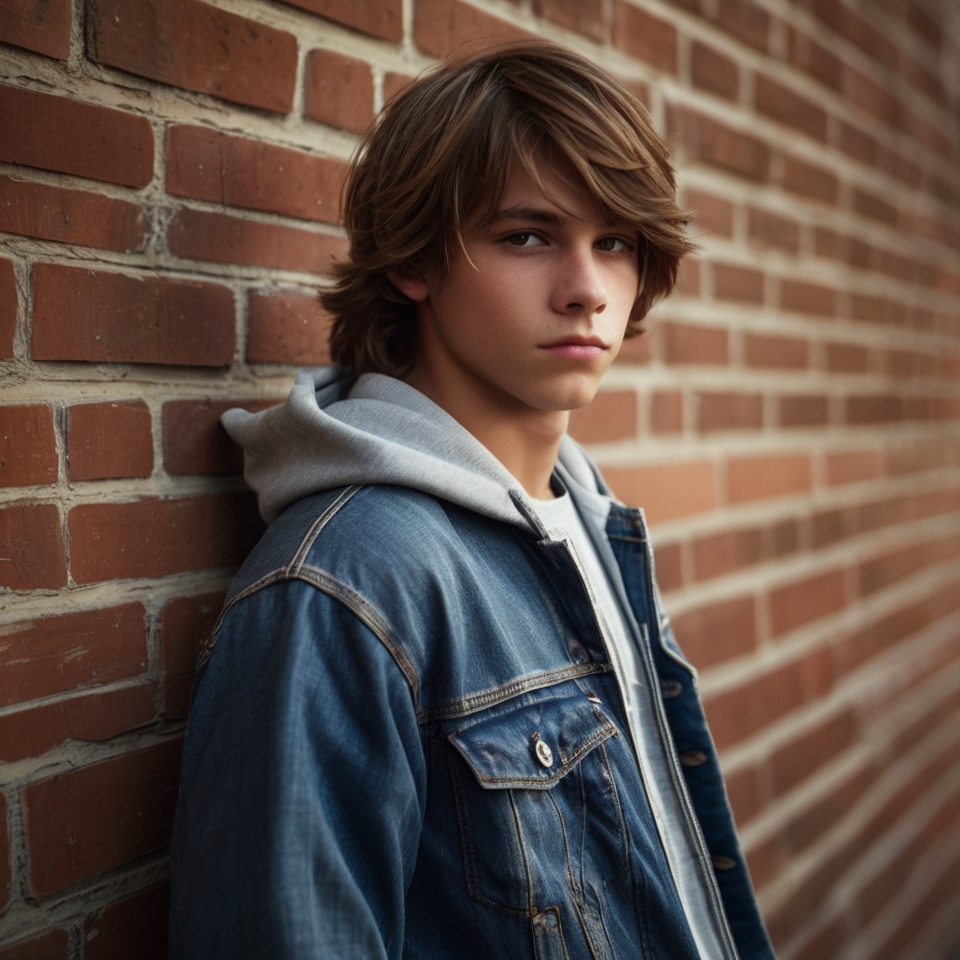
[780, 394, 829, 428]
[0, 85, 153, 188]
[744, 333, 808, 369]
[24, 739, 183, 896]
[727, 453, 811, 503]
[0, 0, 71, 59]
[770, 569, 846, 637]
[748, 208, 800, 253]
[383, 72, 415, 103]
[0, 176, 146, 252]
[89, 0, 298, 113]
[247, 290, 334, 364]
[691, 41, 738, 99]
[167, 127, 347, 225]
[414, 0, 528, 57]
[282, 0, 402, 41]
[672, 596, 757, 668]
[533, 0, 605, 42]
[602, 461, 716, 525]
[755, 74, 827, 141]
[770, 710, 858, 796]
[68, 494, 263, 585]
[68, 401, 154, 481]
[780, 279, 835, 316]
[0, 404, 58, 488]
[304, 51, 375, 134]
[783, 155, 839, 205]
[714, 263, 764, 303]
[651, 390, 683, 434]
[160, 591, 226, 719]
[568, 390, 637, 444]
[32, 264, 235, 367]
[0, 930, 68, 960]
[0, 503, 66, 590]
[84, 882, 170, 960]
[0, 257, 15, 359]
[0, 603, 146, 708]
[169, 209, 347, 274]
[696, 391, 763, 432]
[685, 189, 733, 237]
[162, 398, 278, 475]
[611, 3, 677, 74]
[660, 320, 728, 365]
[668, 107, 771, 181]
[0, 685, 156, 763]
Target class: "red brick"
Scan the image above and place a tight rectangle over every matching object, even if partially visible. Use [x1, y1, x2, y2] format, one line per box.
[783, 766, 874, 858]
[0, 791, 7, 911]
[169, 208, 347, 274]
[614, 330, 652, 365]
[24, 738, 183, 896]
[247, 290, 333, 364]
[533, 0, 605, 42]
[859, 536, 960, 598]
[780, 394, 829, 428]
[0, 404, 57, 487]
[879, 249, 915, 281]
[167, 127, 347, 225]
[846, 395, 903, 425]
[84, 882, 170, 960]
[414, 0, 528, 57]
[783, 155, 839, 205]
[68, 401, 153, 481]
[611, 2, 676, 73]
[727, 453, 811, 503]
[304, 51, 375, 135]
[780, 279, 835, 317]
[693, 526, 763, 581]
[89, 0, 297, 113]
[839, 121, 877, 166]
[672, 596, 757, 668]
[603, 461, 716, 525]
[0, 176, 145, 252]
[651, 390, 683, 434]
[0, 684, 156, 763]
[162, 398, 278, 475]
[715, 0, 769, 53]
[826, 342, 868, 373]
[745, 333, 808, 369]
[685, 189, 733, 237]
[691, 41, 738, 100]
[0, 503, 66, 590]
[697, 392, 763, 432]
[0, 603, 146, 707]
[814, 0, 898, 70]
[770, 710, 858, 796]
[714, 263, 764, 303]
[814, 228, 873, 269]
[569, 390, 637, 444]
[755, 74, 827, 141]
[676, 258, 700, 297]
[787, 27, 841, 91]
[67, 494, 262, 584]
[877, 144, 923, 188]
[0, 257, 15, 358]
[851, 294, 907, 326]
[383, 72, 415, 103]
[0, 930, 68, 960]
[160, 591, 225, 719]
[853, 188, 898, 226]
[282, 0, 402, 41]
[0, 0, 71, 58]
[660, 321, 728, 365]
[668, 107, 771, 181]
[33, 264, 235, 367]
[724, 764, 762, 824]
[826, 450, 880, 485]
[747, 208, 800, 254]
[653, 542, 682, 593]
[0, 85, 153, 188]
[770, 569, 846, 637]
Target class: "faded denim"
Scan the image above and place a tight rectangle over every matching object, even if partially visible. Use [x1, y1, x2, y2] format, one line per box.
[169, 483, 776, 960]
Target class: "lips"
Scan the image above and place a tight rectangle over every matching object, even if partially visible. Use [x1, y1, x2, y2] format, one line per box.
[539, 335, 609, 360]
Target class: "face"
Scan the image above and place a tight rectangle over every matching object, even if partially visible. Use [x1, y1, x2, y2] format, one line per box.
[392, 159, 640, 424]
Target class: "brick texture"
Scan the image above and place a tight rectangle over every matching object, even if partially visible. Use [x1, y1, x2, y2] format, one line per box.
[283, 0, 402, 41]
[247, 290, 334, 364]
[0, 0, 71, 59]
[0, 404, 58, 487]
[0, 503, 66, 590]
[304, 51, 375, 134]
[160, 591, 226, 719]
[0, 930, 68, 960]
[0, 258, 15, 359]
[68, 402, 154, 481]
[84, 883, 170, 960]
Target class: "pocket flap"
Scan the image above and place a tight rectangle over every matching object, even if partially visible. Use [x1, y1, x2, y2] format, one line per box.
[448, 695, 618, 790]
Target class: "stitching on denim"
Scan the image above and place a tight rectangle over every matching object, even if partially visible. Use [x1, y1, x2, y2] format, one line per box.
[508, 790, 536, 914]
[419, 663, 609, 724]
[286, 485, 363, 575]
[606, 534, 647, 545]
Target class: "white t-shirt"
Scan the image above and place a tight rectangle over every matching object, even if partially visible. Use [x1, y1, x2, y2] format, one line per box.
[530, 489, 726, 960]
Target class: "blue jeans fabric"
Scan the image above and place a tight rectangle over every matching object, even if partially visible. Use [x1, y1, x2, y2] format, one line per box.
[169, 484, 776, 960]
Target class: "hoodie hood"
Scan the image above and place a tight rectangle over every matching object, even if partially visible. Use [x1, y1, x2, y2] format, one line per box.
[222, 366, 611, 530]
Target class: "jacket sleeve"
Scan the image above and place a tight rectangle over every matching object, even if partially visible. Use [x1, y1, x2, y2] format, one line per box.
[169, 578, 426, 960]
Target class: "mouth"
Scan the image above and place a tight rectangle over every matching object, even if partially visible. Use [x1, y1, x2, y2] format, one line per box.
[539, 335, 609, 360]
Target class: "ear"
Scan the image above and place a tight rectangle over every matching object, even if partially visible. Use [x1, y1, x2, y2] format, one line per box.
[387, 268, 430, 303]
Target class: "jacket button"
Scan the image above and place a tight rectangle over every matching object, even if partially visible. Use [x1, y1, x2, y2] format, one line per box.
[570, 641, 588, 664]
[534, 738, 554, 768]
[660, 679, 683, 699]
[679, 749, 708, 767]
[712, 855, 737, 871]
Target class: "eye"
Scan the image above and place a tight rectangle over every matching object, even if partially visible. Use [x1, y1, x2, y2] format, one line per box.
[595, 236, 635, 253]
[504, 232, 545, 247]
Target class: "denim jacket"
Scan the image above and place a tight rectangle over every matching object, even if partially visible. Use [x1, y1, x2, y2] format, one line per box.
[170, 481, 775, 960]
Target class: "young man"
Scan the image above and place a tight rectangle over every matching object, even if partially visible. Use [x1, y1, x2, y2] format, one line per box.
[170, 43, 776, 960]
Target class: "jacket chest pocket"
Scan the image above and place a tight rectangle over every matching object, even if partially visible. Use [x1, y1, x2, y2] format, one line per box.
[446, 693, 628, 915]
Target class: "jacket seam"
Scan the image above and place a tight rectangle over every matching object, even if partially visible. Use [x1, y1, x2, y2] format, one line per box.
[286, 484, 364, 575]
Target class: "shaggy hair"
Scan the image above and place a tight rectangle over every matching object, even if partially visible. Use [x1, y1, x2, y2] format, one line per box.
[322, 41, 694, 377]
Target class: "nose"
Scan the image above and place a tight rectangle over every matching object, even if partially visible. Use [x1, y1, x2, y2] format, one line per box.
[551, 246, 607, 316]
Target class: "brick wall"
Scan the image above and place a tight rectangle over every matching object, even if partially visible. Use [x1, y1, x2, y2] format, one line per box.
[1, 0, 958, 957]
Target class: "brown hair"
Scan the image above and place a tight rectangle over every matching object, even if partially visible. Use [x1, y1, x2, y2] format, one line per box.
[322, 41, 694, 377]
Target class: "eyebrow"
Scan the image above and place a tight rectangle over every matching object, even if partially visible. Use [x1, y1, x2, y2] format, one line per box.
[491, 205, 633, 231]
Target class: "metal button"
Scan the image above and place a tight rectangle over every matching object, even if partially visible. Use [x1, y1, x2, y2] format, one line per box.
[534, 738, 554, 768]
[679, 749, 708, 767]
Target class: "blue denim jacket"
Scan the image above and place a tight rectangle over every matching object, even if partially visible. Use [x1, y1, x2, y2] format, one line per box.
[169, 478, 775, 959]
